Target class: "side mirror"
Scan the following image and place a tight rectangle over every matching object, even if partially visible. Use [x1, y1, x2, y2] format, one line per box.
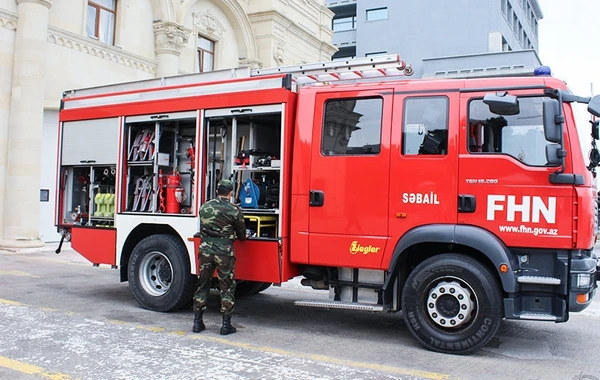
[545, 144, 562, 166]
[591, 120, 599, 141]
[483, 92, 519, 115]
[588, 95, 600, 118]
[543, 98, 561, 143]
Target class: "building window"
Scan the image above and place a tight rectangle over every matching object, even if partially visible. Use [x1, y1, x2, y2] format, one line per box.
[502, 37, 511, 51]
[501, 0, 507, 16]
[333, 16, 356, 31]
[321, 97, 383, 156]
[330, 3, 357, 31]
[365, 51, 387, 57]
[86, 0, 116, 45]
[197, 35, 215, 73]
[507, 2, 513, 27]
[366, 7, 388, 22]
[402, 97, 449, 155]
[332, 46, 356, 60]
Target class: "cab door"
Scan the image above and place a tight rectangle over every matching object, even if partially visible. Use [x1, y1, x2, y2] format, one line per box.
[387, 92, 460, 259]
[457, 92, 573, 249]
[308, 89, 392, 269]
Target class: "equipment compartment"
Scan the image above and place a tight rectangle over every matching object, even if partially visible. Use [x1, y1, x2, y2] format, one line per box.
[204, 104, 284, 239]
[124, 112, 197, 215]
[59, 165, 116, 227]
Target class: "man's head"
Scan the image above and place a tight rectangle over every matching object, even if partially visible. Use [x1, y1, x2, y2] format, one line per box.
[216, 179, 234, 196]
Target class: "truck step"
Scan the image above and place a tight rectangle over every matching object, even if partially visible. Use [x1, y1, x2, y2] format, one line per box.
[294, 299, 384, 312]
[517, 275, 561, 285]
[518, 312, 558, 321]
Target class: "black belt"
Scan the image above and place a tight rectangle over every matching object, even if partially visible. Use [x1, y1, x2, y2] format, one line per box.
[201, 235, 233, 244]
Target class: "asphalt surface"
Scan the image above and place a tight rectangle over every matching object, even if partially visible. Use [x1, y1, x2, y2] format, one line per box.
[0, 242, 445, 380]
[1, 240, 600, 380]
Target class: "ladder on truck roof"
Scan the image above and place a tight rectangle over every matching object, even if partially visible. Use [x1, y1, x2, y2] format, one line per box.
[253, 54, 414, 85]
[63, 54, 414, 100]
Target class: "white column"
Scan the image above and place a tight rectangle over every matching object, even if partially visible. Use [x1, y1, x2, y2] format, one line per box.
[153, 21, 189, 77]
[1, 0, 52, 248]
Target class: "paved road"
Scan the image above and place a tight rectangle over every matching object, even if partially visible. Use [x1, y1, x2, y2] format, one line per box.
[0, 243, 599, 380]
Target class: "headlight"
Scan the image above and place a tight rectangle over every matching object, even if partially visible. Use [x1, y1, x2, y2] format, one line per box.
[575, 273, 593, 289]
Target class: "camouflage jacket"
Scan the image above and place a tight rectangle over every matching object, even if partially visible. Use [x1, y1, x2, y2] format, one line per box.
[199, 196, 246, 256]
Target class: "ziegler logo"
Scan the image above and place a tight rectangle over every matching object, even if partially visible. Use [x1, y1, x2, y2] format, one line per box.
[349, 241, 381, 255]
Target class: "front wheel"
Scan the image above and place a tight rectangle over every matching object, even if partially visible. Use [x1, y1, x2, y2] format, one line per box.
[401, 254, 502, 354]
[128, 234, 196, 312]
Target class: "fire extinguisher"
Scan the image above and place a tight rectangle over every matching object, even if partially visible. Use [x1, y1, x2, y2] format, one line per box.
[166, 171, 185, 213]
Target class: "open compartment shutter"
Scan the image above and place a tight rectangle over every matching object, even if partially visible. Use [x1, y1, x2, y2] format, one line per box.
[61, 118, 120, 165]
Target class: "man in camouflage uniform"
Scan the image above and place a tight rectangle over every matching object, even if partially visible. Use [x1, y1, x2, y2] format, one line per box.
[193, 179, 246, 335]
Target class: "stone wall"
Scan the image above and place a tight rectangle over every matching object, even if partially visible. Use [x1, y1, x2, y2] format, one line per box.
[0, 0, 336, 245]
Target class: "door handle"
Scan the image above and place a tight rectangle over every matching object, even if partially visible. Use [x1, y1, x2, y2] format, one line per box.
[309, 190, 324, 207]
[458, 194, 476, 213]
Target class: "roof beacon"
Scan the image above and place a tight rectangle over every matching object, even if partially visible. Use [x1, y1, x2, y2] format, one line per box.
[534, 66, 552, 76]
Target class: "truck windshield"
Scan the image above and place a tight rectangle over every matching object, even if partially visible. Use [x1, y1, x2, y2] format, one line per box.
[468, 96, 552, 167]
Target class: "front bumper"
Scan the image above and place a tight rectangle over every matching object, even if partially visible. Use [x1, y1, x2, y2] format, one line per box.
[568, 252, 598, 312]
[596, 251, 600, 283]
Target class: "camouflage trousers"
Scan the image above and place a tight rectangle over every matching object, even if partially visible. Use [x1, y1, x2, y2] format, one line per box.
[193, 252, 236, 315]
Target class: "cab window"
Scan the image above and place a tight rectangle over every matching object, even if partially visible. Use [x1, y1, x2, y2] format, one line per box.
[402, 97, 449, 155]
[468, 96, 553, 166]
[321, 97, 382, 156]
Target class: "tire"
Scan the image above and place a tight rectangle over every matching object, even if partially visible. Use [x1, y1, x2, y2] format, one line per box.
[401, 254, 502, 354]
[257, 282, 273, 292]
[128, 234, 197, 312]
[235, 281, 271, 296]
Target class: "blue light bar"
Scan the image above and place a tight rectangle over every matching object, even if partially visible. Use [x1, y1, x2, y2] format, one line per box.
[534, 66, 552, 76]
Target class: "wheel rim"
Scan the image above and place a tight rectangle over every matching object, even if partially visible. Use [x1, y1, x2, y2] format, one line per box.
[138, 251, 173, 296]
[425, 277, 476, 328]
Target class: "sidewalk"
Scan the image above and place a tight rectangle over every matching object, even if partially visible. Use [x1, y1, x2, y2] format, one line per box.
[0, 241, 73, 255]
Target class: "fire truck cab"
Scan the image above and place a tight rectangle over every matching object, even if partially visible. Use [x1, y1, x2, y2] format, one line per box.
[56, 56, 600, 354]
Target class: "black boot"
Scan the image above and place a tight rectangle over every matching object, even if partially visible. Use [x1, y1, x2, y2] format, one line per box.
[220, 314, 237, 335]
[192, 310, 205, 333]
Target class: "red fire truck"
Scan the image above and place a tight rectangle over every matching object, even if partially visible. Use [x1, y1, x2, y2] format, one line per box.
[55, 55, 600, 354]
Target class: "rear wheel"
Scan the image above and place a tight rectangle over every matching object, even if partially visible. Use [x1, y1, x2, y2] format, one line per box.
[235, 281, 272, 296]
[128, 234, 196, 311]
[257, 282, 273, 292]
[401, 254, 502, 354]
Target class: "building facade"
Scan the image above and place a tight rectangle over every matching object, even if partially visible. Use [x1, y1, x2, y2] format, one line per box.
[326, 0, 544, 77]
[0, 0, 336, 246]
